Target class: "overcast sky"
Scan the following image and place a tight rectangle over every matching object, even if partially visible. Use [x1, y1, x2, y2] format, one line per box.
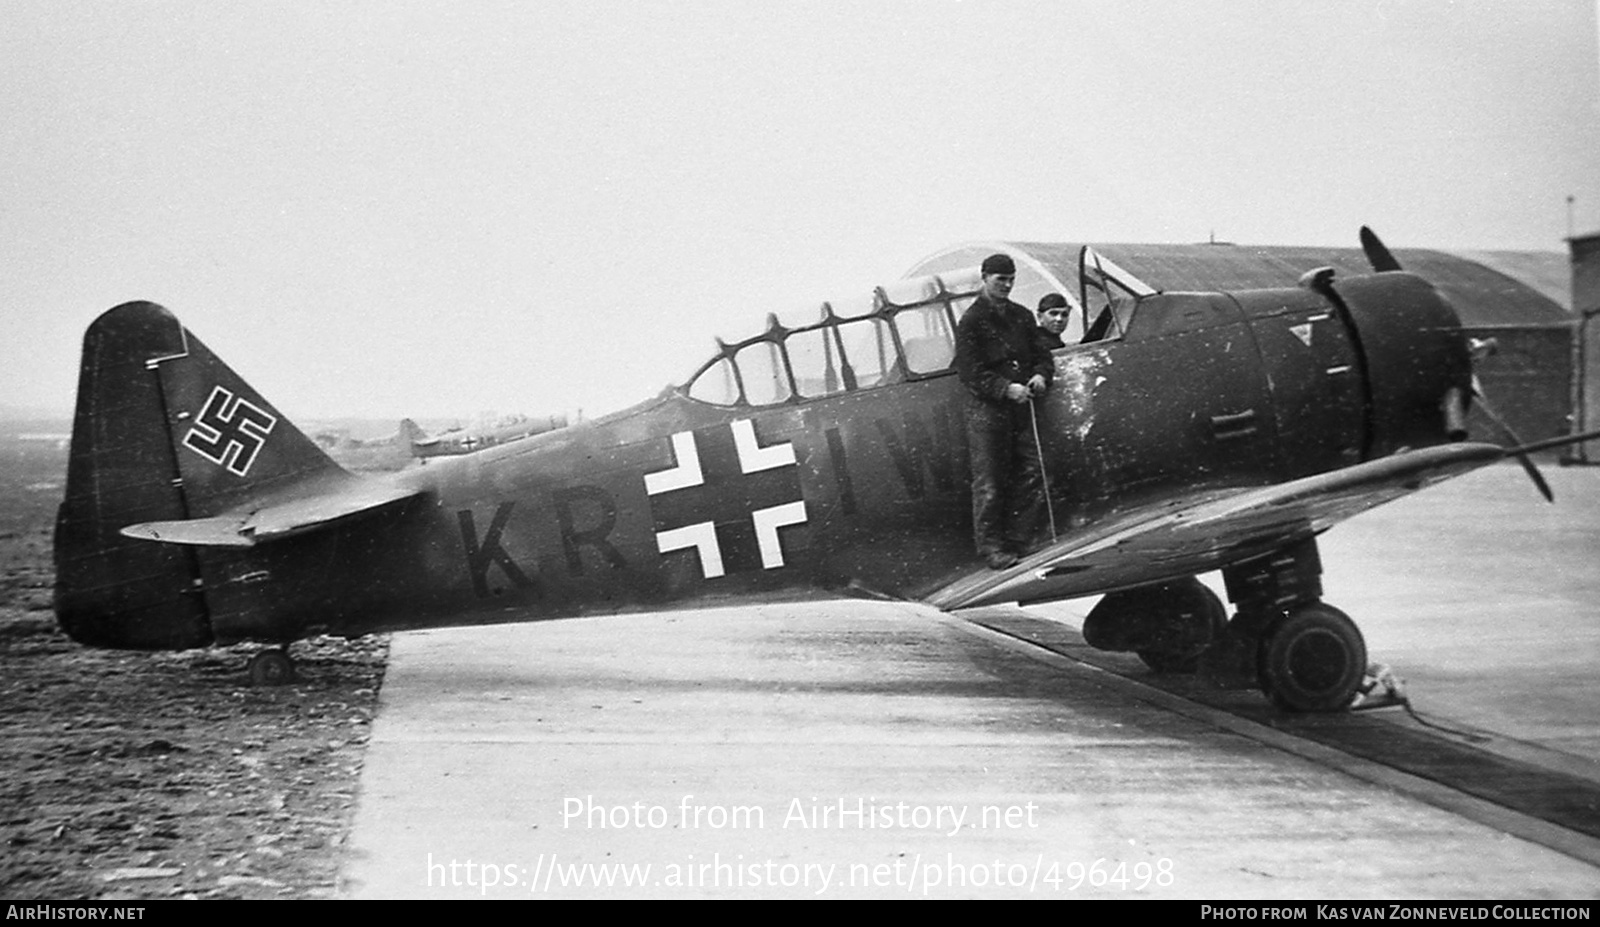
[3, 0, 1597, 422]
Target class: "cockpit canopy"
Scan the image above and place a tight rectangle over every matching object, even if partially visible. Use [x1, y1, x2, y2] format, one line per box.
[682, 268, 985, 407]
[681, 249, 1159, 408]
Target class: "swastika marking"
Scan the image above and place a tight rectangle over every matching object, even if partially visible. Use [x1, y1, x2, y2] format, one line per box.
[181, 386, 278, 476]
[642, 419, 807, 579]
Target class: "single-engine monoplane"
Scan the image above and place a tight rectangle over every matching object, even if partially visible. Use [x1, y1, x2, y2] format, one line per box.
[54, 229, 1586, 709]
[402, 413, 571, 460]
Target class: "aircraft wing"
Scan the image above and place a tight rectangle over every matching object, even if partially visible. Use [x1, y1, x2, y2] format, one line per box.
[924, 442, 1505, 611]
[121, 476, 425, 547]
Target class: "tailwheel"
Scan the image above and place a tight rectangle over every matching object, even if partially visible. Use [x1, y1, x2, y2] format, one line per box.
[1135, 582, 1228, 675]
[1257, 603, 1366, 712]
[247, 648, 296, 687]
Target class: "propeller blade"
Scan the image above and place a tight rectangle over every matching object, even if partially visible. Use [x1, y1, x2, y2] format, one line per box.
[1507, 427, 1600, 457]
[1359, 226, 1403, 273]
[1472, 375, 1554, 502]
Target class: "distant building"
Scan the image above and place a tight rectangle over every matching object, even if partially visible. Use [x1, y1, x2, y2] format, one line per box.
[1568, 230, 1600, 463]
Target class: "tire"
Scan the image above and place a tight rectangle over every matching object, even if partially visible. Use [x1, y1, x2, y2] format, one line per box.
[1133, 581, 1228, 675]
[248, 650, 296, 686]
[1257, 603, 1366, 712]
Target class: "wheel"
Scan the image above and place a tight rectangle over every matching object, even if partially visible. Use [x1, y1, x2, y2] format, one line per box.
[1133, 581, 1227, 675]
[248, 649, 296, 686]
[1257, 603, 1366, 712]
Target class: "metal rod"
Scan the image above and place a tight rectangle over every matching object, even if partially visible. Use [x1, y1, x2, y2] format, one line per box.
[1029, 397, 1058, 542]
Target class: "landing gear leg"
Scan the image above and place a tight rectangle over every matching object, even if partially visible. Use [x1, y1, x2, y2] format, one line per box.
[1205, 537, 1368, 711]
[248, 648, 296, 686]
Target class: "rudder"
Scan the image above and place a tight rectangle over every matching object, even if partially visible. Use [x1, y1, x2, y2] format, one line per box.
[55, 301, 343, 649]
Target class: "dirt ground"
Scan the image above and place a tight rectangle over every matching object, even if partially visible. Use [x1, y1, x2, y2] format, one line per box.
[0, 434, 389, 900]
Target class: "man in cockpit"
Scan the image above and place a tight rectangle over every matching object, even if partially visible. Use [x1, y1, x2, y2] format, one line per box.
[955, 253, 1056, 570]
[1036, 293, 1071, 350]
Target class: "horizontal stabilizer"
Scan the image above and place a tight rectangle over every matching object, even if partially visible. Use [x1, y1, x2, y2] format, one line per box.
[122, 478, 423, 547]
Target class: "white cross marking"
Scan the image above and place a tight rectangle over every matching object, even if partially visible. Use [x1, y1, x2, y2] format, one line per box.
[644, 431, 704, 495]
[732, 418, 795, 474]
[654, 521, 724, 579]
[751, 500, 808, 569]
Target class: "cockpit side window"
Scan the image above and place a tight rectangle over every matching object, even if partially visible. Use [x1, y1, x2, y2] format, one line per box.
[893, 302, 958, 374]
[835, 317, 896, 389]
[735, 340, 793, 406]
[787, 326, 851, 399]
[1078, 246, 1157, 344]
[687, 356, 741, 406]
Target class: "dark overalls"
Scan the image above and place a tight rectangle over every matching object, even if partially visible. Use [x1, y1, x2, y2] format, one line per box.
[953, 294, 1056, 559]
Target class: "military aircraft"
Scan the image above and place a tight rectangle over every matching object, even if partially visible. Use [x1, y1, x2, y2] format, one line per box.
[403, 413, 572, 460]
[52, 229, 1589, 710]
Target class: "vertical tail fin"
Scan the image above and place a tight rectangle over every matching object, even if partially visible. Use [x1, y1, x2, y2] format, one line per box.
[398, 417, 425, 454]
[55, 301, 344, 649]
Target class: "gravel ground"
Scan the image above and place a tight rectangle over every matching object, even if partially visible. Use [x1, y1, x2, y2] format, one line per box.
[0, 515, 389, 900]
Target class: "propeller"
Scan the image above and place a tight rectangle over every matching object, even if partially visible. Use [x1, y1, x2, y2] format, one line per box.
[1472, 373, 1554, 502]
[1359, 226, 1554, 502]
[1359, 225, 1403, 273]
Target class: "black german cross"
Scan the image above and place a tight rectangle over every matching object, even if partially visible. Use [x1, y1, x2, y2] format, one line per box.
[644, 419, 807, 578]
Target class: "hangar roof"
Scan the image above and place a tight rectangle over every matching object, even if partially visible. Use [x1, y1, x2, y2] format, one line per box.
[908, 242, 1572, 328]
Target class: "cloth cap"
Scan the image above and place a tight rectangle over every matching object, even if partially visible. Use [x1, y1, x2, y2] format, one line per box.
[1038, 293, 1069, 312]
[981, 253, 1016, 276]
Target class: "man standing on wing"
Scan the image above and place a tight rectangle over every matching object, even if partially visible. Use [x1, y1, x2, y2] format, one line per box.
[955, 253, 1056, 569]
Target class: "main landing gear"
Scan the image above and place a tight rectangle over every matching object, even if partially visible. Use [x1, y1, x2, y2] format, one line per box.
[247, 648, 297, 686]
[1081, 537, 1369, 712]
[1211, 537, 1367, 711]
[1254, 603, 1366, 711]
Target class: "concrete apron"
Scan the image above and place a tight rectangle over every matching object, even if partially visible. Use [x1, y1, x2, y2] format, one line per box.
[340, 598, 1600, 899]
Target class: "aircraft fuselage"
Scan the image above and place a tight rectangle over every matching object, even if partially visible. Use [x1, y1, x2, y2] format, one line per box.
[175, 273, 1465, 645]
[55, 268, 1468, 652]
